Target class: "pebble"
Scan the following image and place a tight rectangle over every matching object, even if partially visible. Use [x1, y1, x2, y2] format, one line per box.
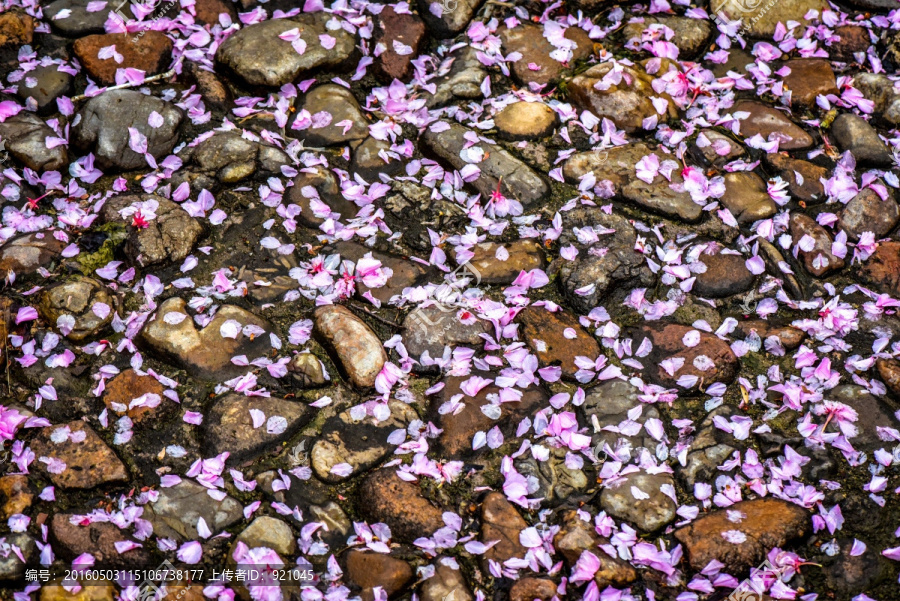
[582, 380, 662, 455]
[876, 357, 900, 400]
[0, 475, 32, 519]
[693, 129, 745, 167]
[50, 513, 149, 567]
[830, 113, 893, 167]
[314, 304, 387, 388]
[38, 276, 115, 342]
[294, 84, 369, 147]
[0, 112, 68, 172]
[333, 241, 428, 303]
[710, 0, 829, 38]
[346, 551, 413, 601]
[858, 241, 900, 296]
[635, 322, 740, 389]
[564, 144, 702, 222]
[720, 172, 777, 224]
[692, 251, 756, 298]
[782, 59, 838, 108]
[288, 165, 358, 228]
[831, 26, 871, 62]
[182, 61, 232, 111]
[735, 320, 806, 351]
[234, 516, 296, 556]
[830, 385, 900, 448]
[421, 120, 550, 208]
[146, 479, 243, 540]
[516, 305, 599, 378]
[180, 131, 291, 185]
[853, 72, 900, 126]
[622, 16, 712, 59]
[789, 212, 845, 277]
[374, 7, 426, 82]
[467, 240, 545, 285]
[45, 0, 131, 36]
[568, 63, 675, 133]
[402, 305, 490, 362]
[509, 578, 557, 601]
[420, 562, 474, 601]
[838, 185, 899, 240]
[426, 46, 487, 108]
[204, 394, 310, 463]
[72, 89, 183, 171]
[515, 446, 588, 505]
[732, 100, 814, 150]
[499, 23, 593, 88]
[763, 153, 828, 204]
[383, 180, 467, 252]
[31, 421, 128, 489]
[0, 533, 35, 581]
[100, 194, 204, 267]
[351, 136, 403, 180]
[0, 8, 33, 50]
[493, 102, 558, 141]
[40, 581, 116, 601]
[140, 297, 275, 380]
[480, 492, 528, 565]
[16, 65, 73, 115]
[417, 0, 482, 39]
[674, 498, 810, 573]
[288, 353, 328, 388]
[73, 31, 172, 85]
[600, 470, 677, 532]
[102, 368, 168, 423]
[678, 405, 742, 488]
[554, 510, 637, 588]
[358, 468, 445, 543]
[215, 14, 356, 87]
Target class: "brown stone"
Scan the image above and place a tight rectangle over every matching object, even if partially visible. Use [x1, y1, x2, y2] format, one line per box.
[204, 394, 311, 463]
[31, 421, 128, 489]
[0, 233, 66, 280]
[182, 61, 231, 111]
[468, 240, 545, 285]
[333, 241, 428, 304]
[733, 100, 814, 150]
[429, 372, 549, 458]
[103, 369, 167, 423]
[516, 306, 599, 378]
[420, 562, 474, 601]
[858, 241, 900, 297]
[493, 102, 558, 141]
[481, 492, 528, 566]
[877, 358, 900, 401]
[314, 304, 387, 388]
[553, 510, 637, 588]
[509, 578, 557, 601]
[358, 468, 444, 543]
[693, 251, 755, 299]
[288, 165, 357, 228]
[346, 551, 413, 601]
[736, 320, 806, 351]
[763, 153, 828, 205]
[694, 130, 745, 167]
[720, 172, 777, 224]
[789, 213, 845, 277]
[635, 323, 740, 389]
[674, 498, 811, 574]
[783, 59, 838, 108]
[40, 581, 116, 601]
[193, 0, 237, 26]
[832, 26, 871, 62]
[0, 475, 32, 519]
[73, 32, 173, 86]
[50, 513, 150, 567]
[838, 186, 899, 241]
[374, 7, 426, 82]
[499, 23, 593, 88]
[0, 9, 34, 49]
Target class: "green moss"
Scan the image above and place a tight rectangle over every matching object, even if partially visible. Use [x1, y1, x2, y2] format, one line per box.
[76, 222, 128, 276]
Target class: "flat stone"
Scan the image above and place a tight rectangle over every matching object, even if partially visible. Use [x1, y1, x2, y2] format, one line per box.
[347, 551, 413, 601]
[467, 240, 545, 285]
[556, 207, 655, 313]
[600, 471, 676, 532]
[314, 304, 386, 388]
[146, 479, 243, 540]
[720, 172, 776, 223]
[710, 0, 829, 38]
[428, 372, 549, 458]
[16, 65, 73, 115]
[288, 165, 358, 228]
[72, 89, 183, 171]
[358, 468, 444, 543]
[420, 562, 474, 601]
[421, 121, 549, 208]
[853, 73, 900, 127]
[99, 194, 204, 267]
[634, 322, 740, 389]
[103, 369, 168, 423]
[499, 23, 593, 89]
[480, 492, 528, 565]
[426, 46, 487, 108]
[830, 113, 893, 167]
[50, 513, 150, 567]
[234, 516, 296, 556]
[838, 185, 899, 241]
[403, 306, 490, 361]
[416, 0, 482, 38]
[831, 26, 871, 63]
[204, 394, 310, 464]
[140, 297, 276, 380]
[0, 112, 67, 172]
[693, 251, 755, 298]
[622, 16, 712, 60]
[782, 59, 837, 108]
[763, 153, 828, 204]
[45, 0, 133, 36]
[311, 400, 416, 482]
[568, 63, 675, 133]
[73, 31, 172, 86]
[181, 131, 291, 184]
[732, 100, 813, 150]
[509, 578, 557, 601]
[351, 136, 403, 180]
[674, 498, 811, 573]
[374, 7, 426, 82]
[789, 212, 844, 277]
[38, 276, 115, 342]
[554, 510, 637, 588]
[215, 14, 356, 87]
[0, 475, 32, 520]
[830, 385, 900, 448]
[858, 241, 900, 297]
[494, 102, 558, 141]
[581, 380, 661, 455]
[31, 421, 128, 489]
[564, 144, 702, 222]
[294, 84, 369, 147]
[333, 241, 428, 303]
[693, 130, 745, 167]
[0, 8, 33, 49]
[516, 306, 599, 378]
